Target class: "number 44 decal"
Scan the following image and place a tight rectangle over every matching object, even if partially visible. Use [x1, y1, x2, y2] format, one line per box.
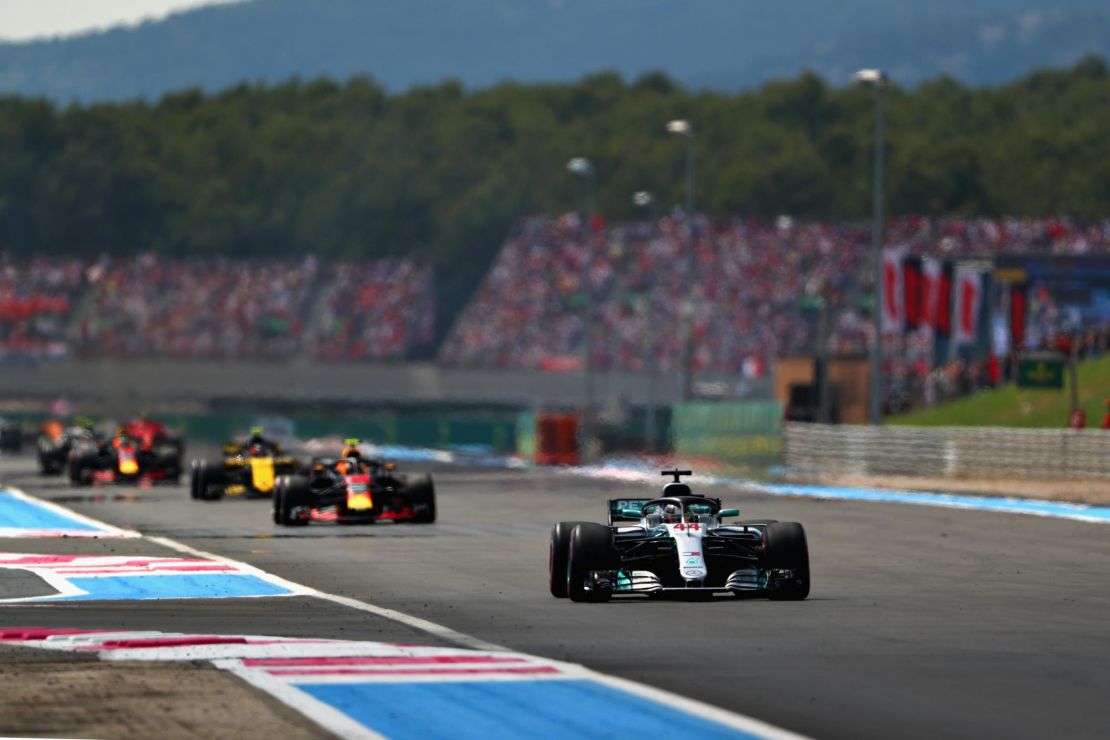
[673, 522, 701, 531]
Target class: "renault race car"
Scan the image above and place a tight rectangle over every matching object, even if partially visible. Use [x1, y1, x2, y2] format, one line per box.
[68, 422, 184, 485]
[273, 444, 435, 526]
[549, 469, 810, 602]
[191, 435, 301, 500]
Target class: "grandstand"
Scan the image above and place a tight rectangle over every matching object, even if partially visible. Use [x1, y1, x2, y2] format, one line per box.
[3, 215, 1107, 413]
[440, 215, 1110, 386]
[0, 254, 435, 365]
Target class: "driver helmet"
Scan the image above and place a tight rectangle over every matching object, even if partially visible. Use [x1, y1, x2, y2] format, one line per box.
[662, 504, 681, 523]
[340, 438, 362, 460]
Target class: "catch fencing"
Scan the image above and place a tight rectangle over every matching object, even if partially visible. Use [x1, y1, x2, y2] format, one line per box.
[784, 423, 1110, 480]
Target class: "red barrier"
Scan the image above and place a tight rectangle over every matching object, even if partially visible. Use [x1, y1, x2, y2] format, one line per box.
[534, 412, 579, 466]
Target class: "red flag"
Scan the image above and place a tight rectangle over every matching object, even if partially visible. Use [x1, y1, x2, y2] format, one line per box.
[954, 268, 982, 345]
[881, 249, 904, 333]
[936, 262, 953, 338]
[902, 256, 923, 330]
[1009, 285, 1026, 349]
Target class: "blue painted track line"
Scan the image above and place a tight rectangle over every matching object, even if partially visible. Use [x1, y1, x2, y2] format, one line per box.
[0, 489, 101, 532]
[299, 679, 761, 739]
[54, 573, 295, 601]
[748, 481, 1110, 524]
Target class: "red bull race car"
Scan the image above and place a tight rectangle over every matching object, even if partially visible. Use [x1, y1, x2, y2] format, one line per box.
[68, 419, 184, 486]
[273, 441, 435, 526]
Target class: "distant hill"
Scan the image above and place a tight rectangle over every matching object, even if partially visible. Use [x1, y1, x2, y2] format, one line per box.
[0, 0, 1108, 102]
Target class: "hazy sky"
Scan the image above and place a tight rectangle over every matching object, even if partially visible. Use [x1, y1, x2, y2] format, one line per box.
[0, 0, 245, 41]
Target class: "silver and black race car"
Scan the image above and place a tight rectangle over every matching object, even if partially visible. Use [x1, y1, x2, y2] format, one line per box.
[549, 469, 810, 602]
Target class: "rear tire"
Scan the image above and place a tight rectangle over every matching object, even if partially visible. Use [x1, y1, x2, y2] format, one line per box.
[68, 447, 96, 486]
[275, 475, 310, 526]
[189, 460, 202, 499]
[405, 474, 436, 524]
[567, 523, 617, 603]
[764, 522, 810, 601]
[195, 460, 225, 501]
[549, 521, 587, 598]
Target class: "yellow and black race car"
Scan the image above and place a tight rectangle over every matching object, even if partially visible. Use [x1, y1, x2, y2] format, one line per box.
[190, 430, 302, 500]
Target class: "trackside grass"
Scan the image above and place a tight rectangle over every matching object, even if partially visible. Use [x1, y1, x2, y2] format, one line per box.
[890, 354, 1110, 429]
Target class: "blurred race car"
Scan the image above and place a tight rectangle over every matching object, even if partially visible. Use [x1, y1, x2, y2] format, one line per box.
[273, 441, 435, 526]
[549, 469, 810, 602]
[191, 430, 301, 500]
[0, 417, 22, 453]
[68, 420, 184, 485]
[38, 418, 98, 475]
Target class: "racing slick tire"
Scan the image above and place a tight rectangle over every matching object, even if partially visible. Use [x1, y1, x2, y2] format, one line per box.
[763, 522, 810, 601]
[68, 452, 95, 487]
[549, 521, 588, 598]
[38, 442, 63, 475]
[274, 475, 310, 527]
[155, 445, 182, 483]
[567, 523, 618, 603]
[0, 424, 22, 453]
[194, 460, 225, 501]
[406, 474, 436, 524]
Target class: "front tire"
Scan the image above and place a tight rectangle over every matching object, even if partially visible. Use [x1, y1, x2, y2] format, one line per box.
[406, 474, 436, 524]
[549, 521, 587, 598]
[195, 460, 225, 500]
[764, 522, 810, 601]
[275, 475, 310, 526]
[567, 523, 617, 603]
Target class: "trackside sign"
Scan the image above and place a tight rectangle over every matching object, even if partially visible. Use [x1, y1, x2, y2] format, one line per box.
[1017, 352, 1066, 389]
[673, 400, 784, 469]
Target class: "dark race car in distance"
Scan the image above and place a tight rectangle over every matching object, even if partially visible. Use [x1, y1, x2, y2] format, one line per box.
[68, 420, 183, 486]
[38, 418, 99, 475]
[549, 469, 810, 602]
[273, 444, 435, 526]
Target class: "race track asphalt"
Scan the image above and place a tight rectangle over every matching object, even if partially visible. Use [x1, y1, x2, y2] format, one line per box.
[1, 456, 1108, 740]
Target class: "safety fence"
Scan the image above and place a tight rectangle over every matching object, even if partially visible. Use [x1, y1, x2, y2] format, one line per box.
[784, 423, 1110, 480]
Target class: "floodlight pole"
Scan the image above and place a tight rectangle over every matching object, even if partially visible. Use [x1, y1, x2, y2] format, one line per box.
[667, 120, 697, 401]
[634, 191, 659, 451]
[567, 158, 597, 461]
[855, 70, 888, 426]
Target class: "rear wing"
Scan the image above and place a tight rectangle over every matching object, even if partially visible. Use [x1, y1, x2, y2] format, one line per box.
[608, 498, 652, 525]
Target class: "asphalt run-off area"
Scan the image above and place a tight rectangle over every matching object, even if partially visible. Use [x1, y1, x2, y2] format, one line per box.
[0, 454, 1107, 739]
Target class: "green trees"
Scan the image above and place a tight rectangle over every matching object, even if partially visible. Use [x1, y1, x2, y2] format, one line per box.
[0, 58, 1108, 329]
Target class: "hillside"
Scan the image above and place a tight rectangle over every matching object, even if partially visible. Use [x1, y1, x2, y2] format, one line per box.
[891, 355, 1110, 429]
[0, 0, 1108, 102]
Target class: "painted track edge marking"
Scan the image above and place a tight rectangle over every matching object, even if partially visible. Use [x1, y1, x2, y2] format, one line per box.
[12, 484, 809, 739]
[2, 487, 141, 537]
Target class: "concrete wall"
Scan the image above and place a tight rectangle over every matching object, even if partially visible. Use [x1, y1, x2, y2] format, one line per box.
[2, 359, 688, 410]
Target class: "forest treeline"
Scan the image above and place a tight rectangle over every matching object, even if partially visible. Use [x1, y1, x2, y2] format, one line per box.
[2, 56, 1108, 314]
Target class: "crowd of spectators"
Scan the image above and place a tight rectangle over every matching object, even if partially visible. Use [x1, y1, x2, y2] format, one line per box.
[0, 258, 84, 364]
[0, 254, 434, 362]
[79, 255, 320, 359]
[439, 215, 1110, 391]
[312, 260, 435, 361]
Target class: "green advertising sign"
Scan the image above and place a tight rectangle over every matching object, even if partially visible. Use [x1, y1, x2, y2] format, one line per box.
[673, 400, 784, 470]
[1017, 354, 1065, 389]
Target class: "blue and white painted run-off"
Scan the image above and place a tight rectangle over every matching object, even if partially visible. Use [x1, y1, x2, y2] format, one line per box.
[570, 459, 1110, 525]
[0, 629, 804, 740]
[0, 553, 304, 602]
[0, 488, 140, 538]
[300, 679, 762, 740]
